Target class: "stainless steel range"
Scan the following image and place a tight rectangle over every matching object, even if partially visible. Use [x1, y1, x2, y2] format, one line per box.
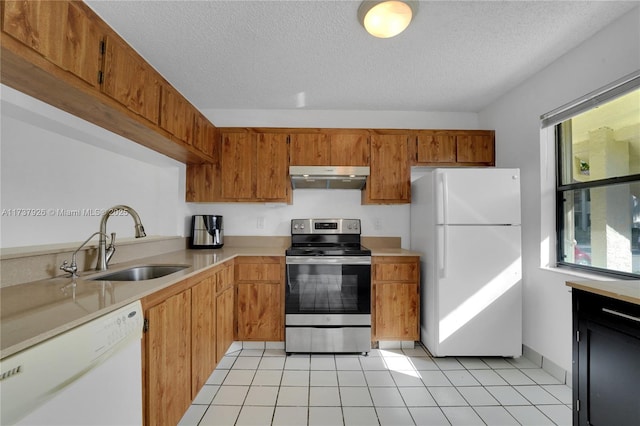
[285, 218, 371, 355]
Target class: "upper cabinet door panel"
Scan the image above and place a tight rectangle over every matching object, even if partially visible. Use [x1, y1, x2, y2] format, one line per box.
[101, 35, 160, 124]
[256, 133, 289, 200]
[62, 2, 101, 86]
[3, 1, 66, 64]
[456, 133, 495, 164]
[290, 133, 329, 166]
[330, 133, 370, 166]
[193, 113, 216, 158]
[160, 84, 195, 145]
[416, 132, 456, 163]
[220, 132, 254, 200]
[3, 1, 102, 87]
[369, 134, 410, 202]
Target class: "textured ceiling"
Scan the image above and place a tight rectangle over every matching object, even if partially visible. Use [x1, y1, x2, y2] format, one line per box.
[85, 1, 638, 113]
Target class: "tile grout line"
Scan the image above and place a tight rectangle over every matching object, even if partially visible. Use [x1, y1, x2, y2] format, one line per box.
[191, 344, 570, 426]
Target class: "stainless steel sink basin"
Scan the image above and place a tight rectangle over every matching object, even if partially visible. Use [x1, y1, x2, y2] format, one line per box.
[88, 265, 190, 281]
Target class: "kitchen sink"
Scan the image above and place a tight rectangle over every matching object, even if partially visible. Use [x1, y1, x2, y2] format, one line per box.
[88, 265, 190, 281]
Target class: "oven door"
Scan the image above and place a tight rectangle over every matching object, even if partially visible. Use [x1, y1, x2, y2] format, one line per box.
[285, 256, 371, 325]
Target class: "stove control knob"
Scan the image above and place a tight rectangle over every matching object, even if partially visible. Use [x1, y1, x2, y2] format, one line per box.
[300, 224, 305, 230]
[293, 224, 299, 230]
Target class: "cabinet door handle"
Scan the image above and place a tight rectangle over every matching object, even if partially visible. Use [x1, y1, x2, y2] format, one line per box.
[602, 308, 640, 323]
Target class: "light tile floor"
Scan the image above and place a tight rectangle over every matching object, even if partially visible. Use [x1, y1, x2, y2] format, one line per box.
[179, 344, 572, 426]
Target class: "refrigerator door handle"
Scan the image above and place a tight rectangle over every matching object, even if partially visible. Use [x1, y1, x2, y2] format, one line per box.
[440, 173, 449, 278]
[438, 225, 447, 278]
[441, 172, 449, 226]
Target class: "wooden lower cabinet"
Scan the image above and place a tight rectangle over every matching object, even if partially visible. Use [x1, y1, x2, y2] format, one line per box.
[237, 282, 283, 341]
[235, 257, 285, 341]
[215, 262, 235, 362]
[372, 256, 420, 341]
[144, 289, 192, 426]
[191, 275, 216, 397]
[142, 260, 236, 425]
[216, 283, 235, 362]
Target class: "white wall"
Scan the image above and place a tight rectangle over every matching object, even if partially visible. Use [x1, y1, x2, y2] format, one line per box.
[187, 190, 410, 246]
[207, 109, 480, 130]
[1, 83, 478, 250]
[478, 7, 640, 373]
[0, 86, 186, 248]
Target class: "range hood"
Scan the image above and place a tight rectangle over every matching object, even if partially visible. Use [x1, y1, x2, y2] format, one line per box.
[289, 166, 370, 190]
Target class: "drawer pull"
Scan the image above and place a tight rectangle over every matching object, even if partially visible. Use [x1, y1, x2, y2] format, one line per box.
[602, 308, 640, 323]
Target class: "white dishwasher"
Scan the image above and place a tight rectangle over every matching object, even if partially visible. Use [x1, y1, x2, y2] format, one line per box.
[0, 300, 144, 425]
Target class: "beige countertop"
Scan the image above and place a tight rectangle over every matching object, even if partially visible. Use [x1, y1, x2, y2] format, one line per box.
[1, 246, 418, 359]
[566, 279, 640, 305]
[370, 248, 421, 256]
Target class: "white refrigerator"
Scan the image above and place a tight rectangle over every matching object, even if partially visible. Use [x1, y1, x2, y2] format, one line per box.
[410, 168, 522, 357]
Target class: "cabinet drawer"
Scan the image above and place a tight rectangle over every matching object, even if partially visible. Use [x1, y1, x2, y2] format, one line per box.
[237, 263, 282, 282]
[577, 290, 640, 337]
[373, 262, 418, 282]
[215, 264, 234, 292]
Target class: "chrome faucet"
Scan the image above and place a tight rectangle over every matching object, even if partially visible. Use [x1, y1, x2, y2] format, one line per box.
[60, 231, 112, 278]
[96, 205, 146, 271]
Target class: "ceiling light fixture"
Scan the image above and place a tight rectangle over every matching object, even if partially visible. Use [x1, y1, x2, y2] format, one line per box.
[358, 0, 418, 38]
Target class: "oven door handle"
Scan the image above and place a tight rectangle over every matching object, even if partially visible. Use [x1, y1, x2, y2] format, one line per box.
[285, 256, 372, 265]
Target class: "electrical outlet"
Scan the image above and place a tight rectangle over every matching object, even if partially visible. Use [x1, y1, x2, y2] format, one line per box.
[257, 216, 265, 229]
[374, 217, 382, 230]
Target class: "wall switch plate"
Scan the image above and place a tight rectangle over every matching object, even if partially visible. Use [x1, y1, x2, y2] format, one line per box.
[257, 216, 265, 229]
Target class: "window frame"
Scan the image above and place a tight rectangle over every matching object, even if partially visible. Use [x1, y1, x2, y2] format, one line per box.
[545, 71, 640, 278]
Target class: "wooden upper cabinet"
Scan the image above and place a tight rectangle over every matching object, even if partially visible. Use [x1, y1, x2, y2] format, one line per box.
[329, 132, 370, 166]
[160, 84, 195, 145]
[3, 0, 102, 86]
[364, 133, 410, 204]
[3, 1, 64, 62]
[193, 112, 216, 158]
[220, 132, 254, 200]
[289, 131, 369, 166]
[290, 133, 330, 166]
[101, 35, 160, 124]
[414, 130, 495, 166]
[215, 130, 290, 203]
[62, 1, 102, 86]
[185, 161, 214, 202]
[256, 133, 290, 201]
[456, 132, 495, 164]
[416, 132, 457, 163]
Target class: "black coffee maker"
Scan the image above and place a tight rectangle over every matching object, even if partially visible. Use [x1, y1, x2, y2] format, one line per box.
[190, 215, 224, 249]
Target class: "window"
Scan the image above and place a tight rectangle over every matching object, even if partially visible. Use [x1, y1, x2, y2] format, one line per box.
[548, 75, 640, 278]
